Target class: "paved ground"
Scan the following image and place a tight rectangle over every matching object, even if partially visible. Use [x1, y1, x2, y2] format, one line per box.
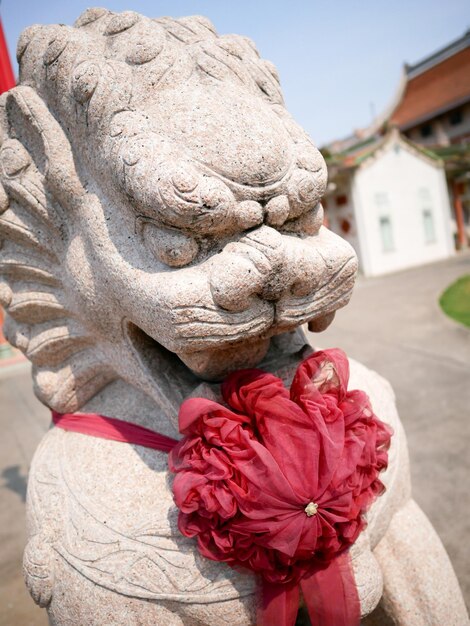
[311, 250, 470, 611]
[0, 252, 469, 624]
[0, 362, 49, 626]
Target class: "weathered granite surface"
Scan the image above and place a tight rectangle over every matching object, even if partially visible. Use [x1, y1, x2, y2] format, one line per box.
[0, 8, 467, 625]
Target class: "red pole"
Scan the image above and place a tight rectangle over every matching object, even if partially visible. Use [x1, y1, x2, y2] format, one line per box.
[0, 17, 15, 93]
[0, 16, 14, 358]
[453, 181, 468, 249]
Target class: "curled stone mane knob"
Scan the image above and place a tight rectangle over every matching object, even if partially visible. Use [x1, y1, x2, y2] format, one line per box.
[43, 28, 69, 66]
[104, 11, 140, 36]
[0, 142, 32, 178]
[74, 7, 109, 29]
[16, 25, 41, 62]
[72, 62, 100, 104]
[0, 282, 12, 307]
[126, 36, 164, 65]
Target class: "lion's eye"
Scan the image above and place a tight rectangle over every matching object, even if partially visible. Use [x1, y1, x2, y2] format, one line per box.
[141, 222, 198, 267]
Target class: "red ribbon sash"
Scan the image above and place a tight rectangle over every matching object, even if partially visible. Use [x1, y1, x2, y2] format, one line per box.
[259, 554, 360, 626]
[52, 410, 179, 452]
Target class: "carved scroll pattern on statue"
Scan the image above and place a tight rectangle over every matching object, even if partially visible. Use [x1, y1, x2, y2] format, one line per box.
[26, 429, 255, 604]
[23, 432, 64, 608]
[0, 87, 116, 412]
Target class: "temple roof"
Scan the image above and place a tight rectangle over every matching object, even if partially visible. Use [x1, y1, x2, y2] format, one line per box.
[391, 44, 470, 130]
[325, 29, 470, 152]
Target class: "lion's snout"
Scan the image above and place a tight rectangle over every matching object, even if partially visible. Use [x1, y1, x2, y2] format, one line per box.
[209, 225, 325, 312]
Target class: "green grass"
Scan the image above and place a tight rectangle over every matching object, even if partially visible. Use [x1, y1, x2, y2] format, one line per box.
[439, 275, 470, 327]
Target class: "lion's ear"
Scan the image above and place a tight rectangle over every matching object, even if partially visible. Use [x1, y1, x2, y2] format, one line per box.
[3, 85, 85, 209]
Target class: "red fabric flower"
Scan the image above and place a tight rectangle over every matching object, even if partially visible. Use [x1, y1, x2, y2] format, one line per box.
[169, 349, 392, 585]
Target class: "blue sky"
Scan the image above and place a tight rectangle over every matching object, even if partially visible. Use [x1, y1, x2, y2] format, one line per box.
[2, 1, 469, 146]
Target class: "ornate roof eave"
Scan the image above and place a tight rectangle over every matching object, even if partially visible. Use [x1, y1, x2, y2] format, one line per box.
[431, 144, 470, 177]
[406, 29, 470, 79]
[355, 129, 444, 171]
[398, 93, 470, 132]
[326, 129, 444, 175]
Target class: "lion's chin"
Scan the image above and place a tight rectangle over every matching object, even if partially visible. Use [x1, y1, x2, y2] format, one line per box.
[125, 307, 339, 386]
[176, 309, 339, 380]
[124, 318, 271, 384]
[177, 337, 271, 381]
[176, 308, 337, 380]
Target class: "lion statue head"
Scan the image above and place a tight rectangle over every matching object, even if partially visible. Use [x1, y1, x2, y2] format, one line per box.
[0, 8, 357, 414]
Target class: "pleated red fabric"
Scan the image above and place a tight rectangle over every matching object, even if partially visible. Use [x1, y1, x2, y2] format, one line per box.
[52, 348, 392, 626]
[169, 348, 392, 625]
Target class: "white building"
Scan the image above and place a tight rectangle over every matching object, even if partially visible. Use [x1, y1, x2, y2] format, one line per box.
[324, 130, 454, 277]
[325, 29, 470, 253]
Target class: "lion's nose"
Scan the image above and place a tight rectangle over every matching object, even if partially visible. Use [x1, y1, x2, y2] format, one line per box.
[209, 226, 321, 312]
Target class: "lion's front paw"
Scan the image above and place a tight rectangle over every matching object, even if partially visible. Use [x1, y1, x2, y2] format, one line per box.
[23, 533, 55, 608]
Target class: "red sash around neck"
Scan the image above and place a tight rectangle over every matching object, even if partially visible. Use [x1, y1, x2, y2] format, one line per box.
[52, 348, 392, 626]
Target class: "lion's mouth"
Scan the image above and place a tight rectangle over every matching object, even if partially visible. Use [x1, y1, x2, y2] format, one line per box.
[172, 254, 357, 349]
[123, 255, 356, 382]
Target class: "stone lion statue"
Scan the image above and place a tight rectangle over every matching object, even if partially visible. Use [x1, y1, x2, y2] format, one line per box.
[0, 8, 467, 625]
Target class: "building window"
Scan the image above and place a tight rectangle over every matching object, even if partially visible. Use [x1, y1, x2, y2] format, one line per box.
[379, 216, 394, 252]
[449, 109, 463, 126]
[422, 210, 436, 244]
[375, 193, 394, 253]
[420, 123, 433, 138]
[419, 188, 436, 244]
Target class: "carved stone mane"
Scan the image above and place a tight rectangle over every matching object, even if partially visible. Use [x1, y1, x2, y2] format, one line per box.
[0, 8, 356, 414]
